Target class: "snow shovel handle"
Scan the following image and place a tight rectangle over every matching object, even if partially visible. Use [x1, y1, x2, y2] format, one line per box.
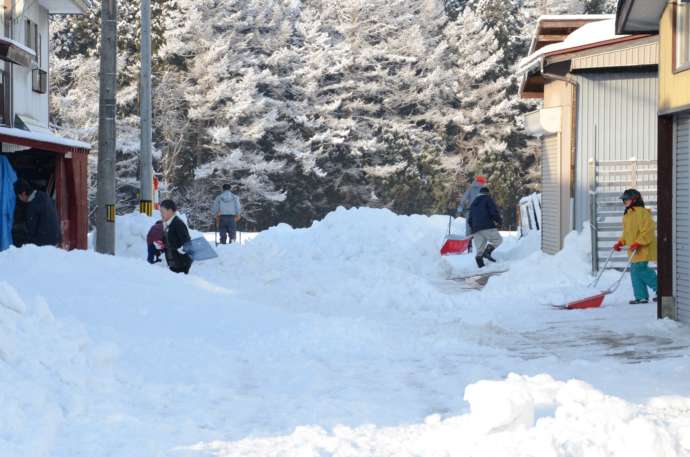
[602, 249, 638, 295]
[447, 215, 452, 236]
[589, 247, 615, 288]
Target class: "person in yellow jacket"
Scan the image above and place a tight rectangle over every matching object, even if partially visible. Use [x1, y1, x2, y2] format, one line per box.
[612, 189, 658, 304]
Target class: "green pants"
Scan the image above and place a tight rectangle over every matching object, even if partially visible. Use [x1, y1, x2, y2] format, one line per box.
[630, 262, 658, 300]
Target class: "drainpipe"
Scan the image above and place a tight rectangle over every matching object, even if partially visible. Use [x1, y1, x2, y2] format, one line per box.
[541, 62, 579, 233]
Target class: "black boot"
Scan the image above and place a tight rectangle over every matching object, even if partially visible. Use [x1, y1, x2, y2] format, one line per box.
[629, 298, 649, 305]
[475, 256, 485, 269]
[483, 244, 497, 263]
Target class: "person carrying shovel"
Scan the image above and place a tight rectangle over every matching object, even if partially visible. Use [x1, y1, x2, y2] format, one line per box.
[612, 189, 658, 304]
[211, 184, 241, 244]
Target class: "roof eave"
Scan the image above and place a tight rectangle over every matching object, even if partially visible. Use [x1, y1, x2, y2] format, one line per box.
[615, 0, 665, 35]
[543, 34, 652, 60]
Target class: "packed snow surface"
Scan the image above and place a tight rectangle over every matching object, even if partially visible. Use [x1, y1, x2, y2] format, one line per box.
[1, 207, 689, 456]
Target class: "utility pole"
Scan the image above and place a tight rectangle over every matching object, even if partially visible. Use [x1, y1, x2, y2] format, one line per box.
[139, 0, 153, 216]
[96, 0, 117, 254]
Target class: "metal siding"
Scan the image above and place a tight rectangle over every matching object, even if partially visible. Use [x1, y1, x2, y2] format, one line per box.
[675, 113, 690, 324]
[542, 134, 561, 254]
[574, 71, 658, 230]
[571, 42, 658, 70]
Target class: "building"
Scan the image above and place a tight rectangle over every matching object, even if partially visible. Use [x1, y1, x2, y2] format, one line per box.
[0, 0, 91, 250]
[518, 15, 659, 272]
[616, 0, 690, 323]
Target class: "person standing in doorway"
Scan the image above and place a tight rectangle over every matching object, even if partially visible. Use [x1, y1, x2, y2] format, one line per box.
[613, 189, 658, 304]
[14, 180, 61, 247]
[467, 186, 503, 269]
[457, 175, 487, 252]
[160, 199, 193, 274]
[211, 184, 241, 244]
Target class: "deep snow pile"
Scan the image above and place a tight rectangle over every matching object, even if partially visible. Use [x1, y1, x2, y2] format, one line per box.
[1, 207, 689, 457]
[181, 374, 690, 457]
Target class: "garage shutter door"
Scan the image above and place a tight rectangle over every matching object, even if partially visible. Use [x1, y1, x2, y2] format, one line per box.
[542, 134, 561, 254]
[674, 113, 690, 324]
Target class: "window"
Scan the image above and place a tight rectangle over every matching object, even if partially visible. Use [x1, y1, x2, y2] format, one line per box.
[24, 19, 39, 65]
[677, 0, 690, 71]
[32, 68, 46, 94]
[0, 69, 5, 125]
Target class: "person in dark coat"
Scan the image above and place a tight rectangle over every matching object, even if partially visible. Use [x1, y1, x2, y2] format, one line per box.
[160, 199, 193, 274]
[14, 180, 61, 247]
[146, 220, 165, 264]
[467, 187, 503, 269]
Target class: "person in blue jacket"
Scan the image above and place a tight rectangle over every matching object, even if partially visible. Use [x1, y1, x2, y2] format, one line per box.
[14, 180, 61, 247]
[467, 186, 503, 268]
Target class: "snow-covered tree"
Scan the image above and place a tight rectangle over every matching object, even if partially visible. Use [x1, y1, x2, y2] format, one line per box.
[49, 0, 589, 229]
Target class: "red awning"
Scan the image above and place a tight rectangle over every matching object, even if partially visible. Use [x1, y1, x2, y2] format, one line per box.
[0, 126, 90, 154]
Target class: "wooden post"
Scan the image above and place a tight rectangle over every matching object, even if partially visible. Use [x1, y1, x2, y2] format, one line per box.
[658, 115, 674, 319]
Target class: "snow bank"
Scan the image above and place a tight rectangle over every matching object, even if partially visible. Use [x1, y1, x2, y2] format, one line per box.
[1, 207, 689, 456]
[89, 212, 204, 258]
[178, 374, 690, 457]
[0, 282, 117, 457]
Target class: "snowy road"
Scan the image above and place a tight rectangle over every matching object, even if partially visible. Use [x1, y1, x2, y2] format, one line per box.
[1, 208, 689, 456]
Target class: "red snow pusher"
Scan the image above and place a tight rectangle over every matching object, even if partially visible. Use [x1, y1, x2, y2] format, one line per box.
[558, 248, 636, 310]
[440, 216, 471, 256]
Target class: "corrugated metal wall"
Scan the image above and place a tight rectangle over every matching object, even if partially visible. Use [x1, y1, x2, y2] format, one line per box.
[542, 134, 561, 254]
[674, 113, 690, 324]
[573, 71, 659, 230]
[571, 41, 658, 71]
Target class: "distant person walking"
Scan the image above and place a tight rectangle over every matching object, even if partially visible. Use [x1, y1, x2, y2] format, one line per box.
[613, 189, 658, 304]
[457, 176, 487, 253]
[467, 186, 503, 269]
[14, 180, 61, 247]
[211, 184, 241, 244]
[160, 199, 193, 274]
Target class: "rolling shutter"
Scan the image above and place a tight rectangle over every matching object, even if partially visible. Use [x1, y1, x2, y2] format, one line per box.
[674, 112, 690, 324]
[542, 134, 561, 254]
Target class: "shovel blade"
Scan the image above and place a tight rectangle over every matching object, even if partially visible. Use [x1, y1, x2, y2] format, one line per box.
[565, 293, 606, 310]
[440, 236, 471, 256]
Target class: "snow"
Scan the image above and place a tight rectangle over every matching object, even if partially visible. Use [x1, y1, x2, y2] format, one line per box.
[1, 207, 690, 456]
[0, 126, 91, 151]
[519, 18, 627, 74]
[0, 36, 36, 57]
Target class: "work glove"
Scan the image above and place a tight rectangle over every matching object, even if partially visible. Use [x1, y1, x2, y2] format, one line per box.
[153, 240, 165, 250]
[630, 242, 641, 252]
[177, 247, 186, 255]
[613, 241, 624, 252]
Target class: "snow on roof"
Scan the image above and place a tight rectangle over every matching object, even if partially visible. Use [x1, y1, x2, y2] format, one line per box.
[518, 18, 628, 74]
[534, 14, 614, 22]
[0, 126, 90, 151]
[0, 36, 36, 57]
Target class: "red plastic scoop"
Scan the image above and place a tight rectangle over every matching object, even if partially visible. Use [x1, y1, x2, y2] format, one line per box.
[564, 293, 605, 310]
[441, 235, 471, 256]
[558, 249, 637, 311]
[440, 216, 471, 256]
